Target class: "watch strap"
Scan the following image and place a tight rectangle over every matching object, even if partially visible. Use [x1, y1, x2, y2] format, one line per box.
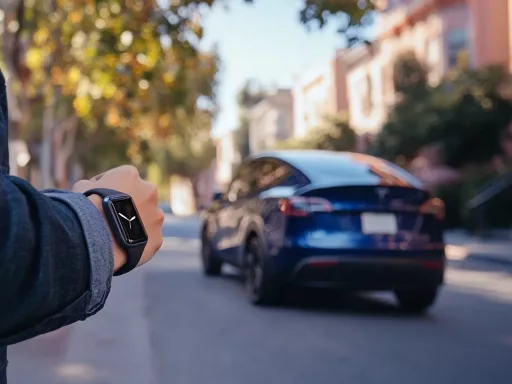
[83, 187, 146, 276]
[83, 188, 125, 199]
[114, 248, 141, 276]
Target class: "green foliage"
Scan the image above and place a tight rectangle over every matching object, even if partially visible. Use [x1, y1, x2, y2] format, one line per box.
[373, 52, 512, 168]
[297, 0, 375, 46]
[392, 50, 429, 94]
[152, 111, 216, 179]
[242, 0, 375, 44]
[7, 0, 217, 128]
[434, 170, 512, 230]
[79, 126, 131, 178]
[277, 114, 356, 151]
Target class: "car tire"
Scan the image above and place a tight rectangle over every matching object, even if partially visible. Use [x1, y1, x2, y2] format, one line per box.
[244, 236, 279, 306]
[394, 288, 438, 313]
[201, 228, 222, 276]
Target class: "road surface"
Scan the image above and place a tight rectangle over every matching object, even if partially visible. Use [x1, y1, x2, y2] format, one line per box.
[8, 215, 512, 384]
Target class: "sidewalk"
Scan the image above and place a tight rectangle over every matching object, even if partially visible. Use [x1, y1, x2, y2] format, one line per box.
[445, 230, 512, 265]
[8, 266, 154, 384]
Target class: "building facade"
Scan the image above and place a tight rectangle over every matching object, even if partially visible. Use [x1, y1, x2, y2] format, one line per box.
[346, 0, 512, 136]
[214, 130, 240, 190]
[247, 89, 294, 153]
[292, 51, 349, 139]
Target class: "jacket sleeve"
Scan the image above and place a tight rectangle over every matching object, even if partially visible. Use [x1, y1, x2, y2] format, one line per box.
[0, 175, 113, 345]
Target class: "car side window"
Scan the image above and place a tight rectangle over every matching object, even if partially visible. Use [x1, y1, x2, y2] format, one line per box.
[228, 159, 309, 201]
[257, 159, 306, 191]
[239, 161, 262, 198]
[257, 160, 284, 191]
[226, 162, 259, 201]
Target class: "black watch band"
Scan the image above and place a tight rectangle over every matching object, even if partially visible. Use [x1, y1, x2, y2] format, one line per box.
[84, 188, 148, 276]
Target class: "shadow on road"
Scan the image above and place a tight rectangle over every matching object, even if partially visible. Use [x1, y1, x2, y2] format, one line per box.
[194, 268, 429, 319]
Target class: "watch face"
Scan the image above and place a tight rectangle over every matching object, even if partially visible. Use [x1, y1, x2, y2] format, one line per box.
[111, 196, 148, 244]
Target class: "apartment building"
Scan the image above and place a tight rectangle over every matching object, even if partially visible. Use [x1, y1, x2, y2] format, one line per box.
[214, 130, 240, 189]
[346, 0, 512, 136]
[247, 89, 294, 153]
[292, 51, 349, 139]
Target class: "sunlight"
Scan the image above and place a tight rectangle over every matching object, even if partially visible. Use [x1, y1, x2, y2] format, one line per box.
[445, 245, 468, 261]
[55, 363, 97, 380]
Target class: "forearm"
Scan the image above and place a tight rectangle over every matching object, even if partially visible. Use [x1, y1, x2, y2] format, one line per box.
[0, 176, 113, 345]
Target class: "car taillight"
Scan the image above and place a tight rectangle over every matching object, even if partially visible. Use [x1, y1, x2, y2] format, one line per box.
[278, 197, 333, 216]
[419, 197, 445, 220]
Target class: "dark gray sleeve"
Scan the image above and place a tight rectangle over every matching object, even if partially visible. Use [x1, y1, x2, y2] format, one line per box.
[0, 176, 113, 345]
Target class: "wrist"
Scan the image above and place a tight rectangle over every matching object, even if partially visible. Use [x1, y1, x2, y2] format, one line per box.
[87, 195, 127, 273]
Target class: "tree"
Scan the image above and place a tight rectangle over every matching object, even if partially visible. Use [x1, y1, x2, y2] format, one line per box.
[277, 114, 356, 151]
[372, 52, 512, 169]
[149, 109, 217, 208]
[392, 50, 429, 94]
[435, 66, 512, 168]
[1, 0, 219, 187]
[371, 52, 441, 162]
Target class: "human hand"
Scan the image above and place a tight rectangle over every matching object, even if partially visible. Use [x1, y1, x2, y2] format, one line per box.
[72, 165, 164, 273]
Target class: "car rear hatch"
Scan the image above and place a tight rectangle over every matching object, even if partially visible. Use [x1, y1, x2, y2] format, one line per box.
[281, 184, 445, 251]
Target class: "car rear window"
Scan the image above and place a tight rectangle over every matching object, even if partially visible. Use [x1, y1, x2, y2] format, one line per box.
[288, 152, 422, 188]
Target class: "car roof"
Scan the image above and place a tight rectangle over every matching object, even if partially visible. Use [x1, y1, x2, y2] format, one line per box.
[248, 150, 423, 188]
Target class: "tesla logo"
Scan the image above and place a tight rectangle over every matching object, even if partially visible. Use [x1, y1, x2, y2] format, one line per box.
[376, 187, 389, 201]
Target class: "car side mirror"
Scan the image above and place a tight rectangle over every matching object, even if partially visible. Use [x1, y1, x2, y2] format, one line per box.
[212, 191, 224, 201]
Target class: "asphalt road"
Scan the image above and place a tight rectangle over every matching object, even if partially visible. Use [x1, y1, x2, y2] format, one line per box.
[9, 215, 512, 384]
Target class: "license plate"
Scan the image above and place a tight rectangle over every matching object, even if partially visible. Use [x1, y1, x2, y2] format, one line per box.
[361, 213, 398, 235]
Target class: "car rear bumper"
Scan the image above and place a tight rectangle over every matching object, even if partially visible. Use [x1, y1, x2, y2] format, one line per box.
[269, 250, 445, 291]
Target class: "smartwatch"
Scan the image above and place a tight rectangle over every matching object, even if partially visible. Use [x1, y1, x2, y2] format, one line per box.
[84, 188, 148, 276]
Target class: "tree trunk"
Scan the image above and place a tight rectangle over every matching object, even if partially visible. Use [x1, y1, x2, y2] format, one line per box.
[190, 176, 201, 212]
[40, 103, 54, 189]
[53, 116, 78, 189]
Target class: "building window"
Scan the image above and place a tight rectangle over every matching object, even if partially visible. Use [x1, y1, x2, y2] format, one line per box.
[446, 28, 468, 68]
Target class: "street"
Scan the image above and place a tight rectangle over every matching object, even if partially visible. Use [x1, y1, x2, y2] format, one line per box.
[8, 215, 512, 384]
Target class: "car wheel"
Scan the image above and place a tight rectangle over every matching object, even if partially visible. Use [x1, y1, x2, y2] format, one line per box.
[394, 288, 438, 313]
[201, 228, 222, 276]
[244, 236, 279, 305]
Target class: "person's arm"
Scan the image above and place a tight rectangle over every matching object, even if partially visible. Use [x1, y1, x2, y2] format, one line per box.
[0, 175, 114, 345]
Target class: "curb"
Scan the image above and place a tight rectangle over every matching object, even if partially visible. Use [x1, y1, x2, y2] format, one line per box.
[446, 244, 512, 266]
[466, 253, 512, 266]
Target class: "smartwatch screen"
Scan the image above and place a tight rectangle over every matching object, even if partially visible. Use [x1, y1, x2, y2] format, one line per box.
[111, 196, 148, 244]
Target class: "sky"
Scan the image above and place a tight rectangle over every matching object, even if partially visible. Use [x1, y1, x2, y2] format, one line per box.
[200, 0, 345, 137]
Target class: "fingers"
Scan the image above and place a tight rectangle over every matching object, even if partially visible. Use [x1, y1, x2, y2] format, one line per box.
[147, 181, 159, 203]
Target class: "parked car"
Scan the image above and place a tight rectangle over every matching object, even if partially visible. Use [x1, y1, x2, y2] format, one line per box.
[200, 150, 445, 312]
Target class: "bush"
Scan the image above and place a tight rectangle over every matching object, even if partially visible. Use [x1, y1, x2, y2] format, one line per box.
[435, 171, 512, 230]
[276, 114, 356, 152]
[373, 57, 512, 168]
